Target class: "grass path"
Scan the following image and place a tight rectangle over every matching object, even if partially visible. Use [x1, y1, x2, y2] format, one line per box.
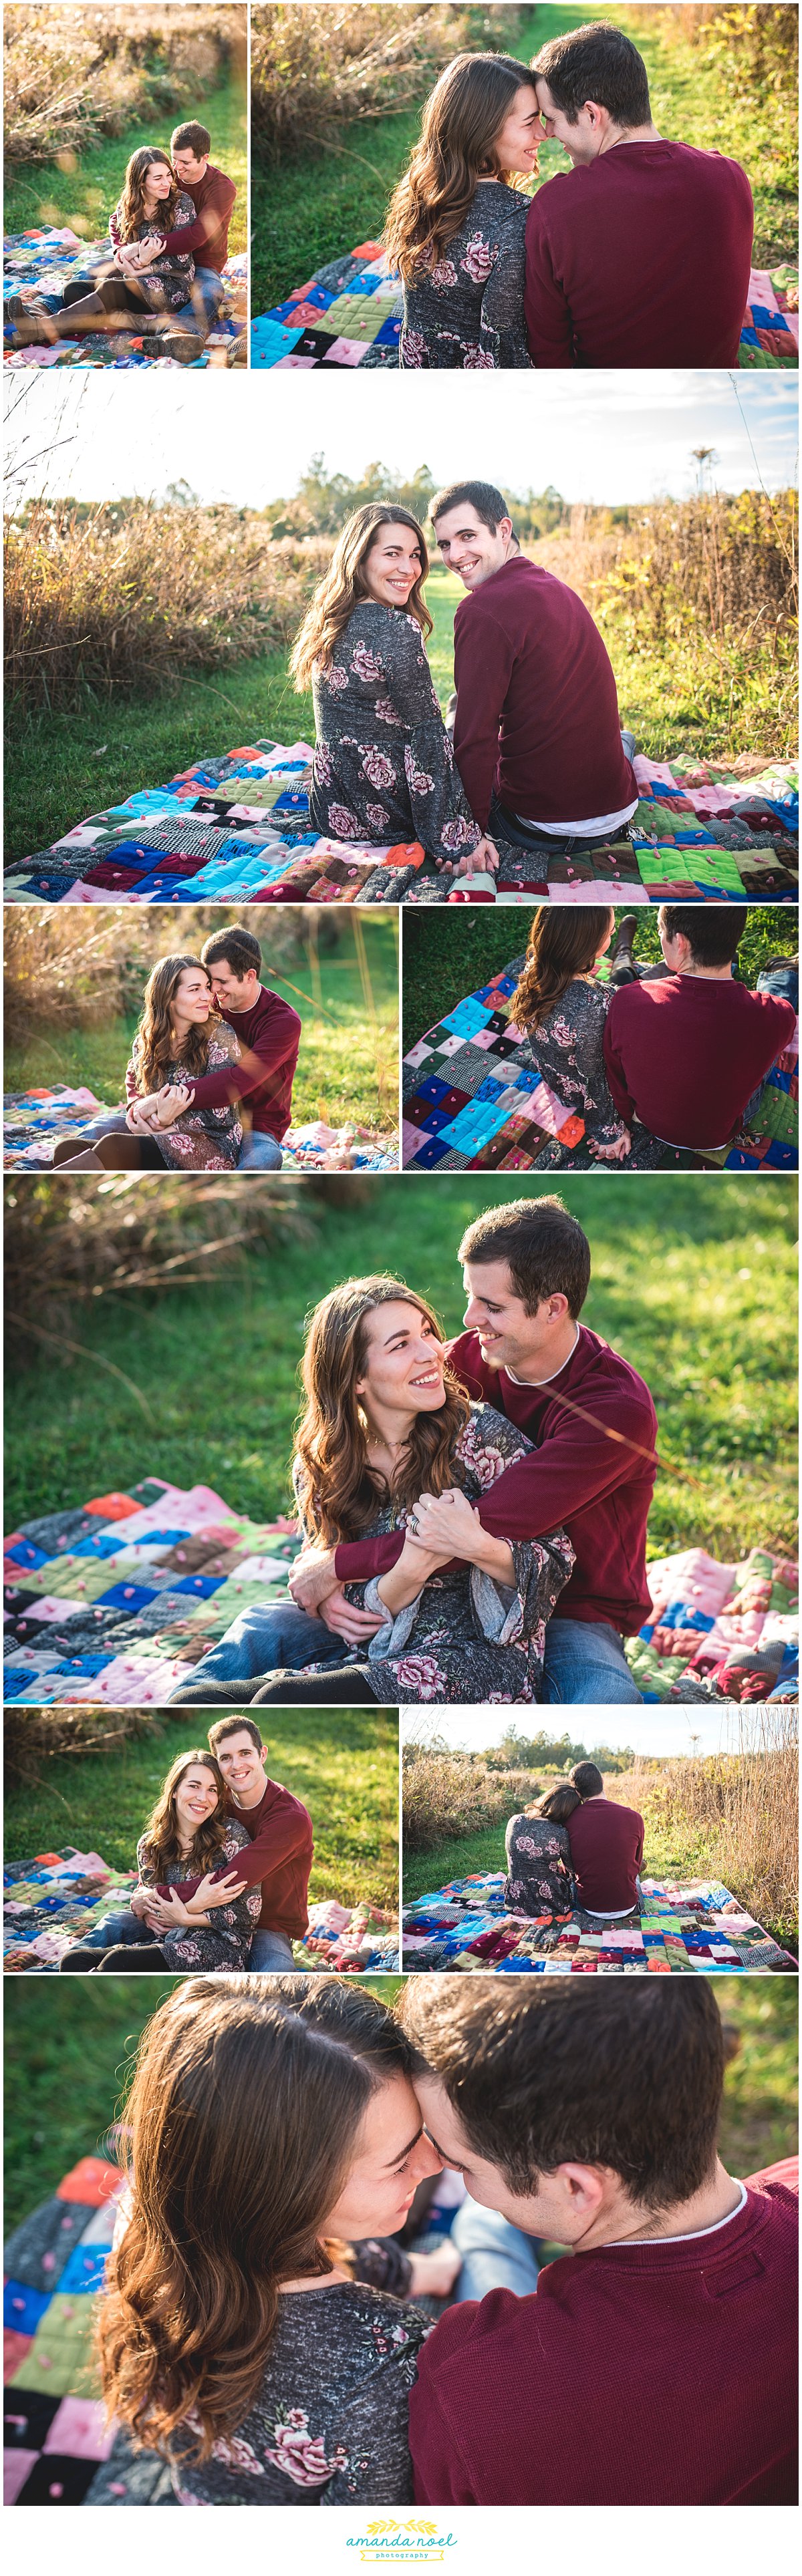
[3, 931, 400, 1136]
[400, 905, 796, 1055]
[3, 1973, 796, 2233]
[7, 1174, 797, 1569]
[251, 3, 797, 311]
[3, 73, 247, 253]
[4, 1709, 398, 1912]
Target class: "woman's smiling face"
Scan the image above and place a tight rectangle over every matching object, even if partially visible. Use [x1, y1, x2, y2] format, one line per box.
[172, 967, 213, 1023]
[173, 1764, 220, 1835]
[363, 524, 424, 609]
[494, 82, 541, 176]
[322, 2072, 443, 2238]
[145, 158, 174, 201]
[356, 1300, 446, 1422]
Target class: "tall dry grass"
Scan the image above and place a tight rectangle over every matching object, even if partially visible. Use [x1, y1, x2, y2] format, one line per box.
[2, 905, 348, 1045]
[3, 6, 245, 163]
[3, 1172, 317, 1353]
[4, 504, 329, 717]
[612, 1716, 799, 1937]
[626, 4, 798, 92]
[402, 1750, 551, 1853]
[4, 1706, 164, 1783]
[529, 490, 798, 646]
[250, 3, 489, 157]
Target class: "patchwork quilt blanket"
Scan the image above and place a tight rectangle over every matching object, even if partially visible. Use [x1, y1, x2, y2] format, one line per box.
[2, 1090, 397, 1174]
[402, 1871, 797, 1973]
[3, 1850, 398, 1973]
[3, 229, 247, 366]
[4, 2150, 143, 2507]
[9, 744, 797, 910]
[402, 953, 799, 1172]
[5, 1484, 797, 1707]
[251, 247, 799, 371]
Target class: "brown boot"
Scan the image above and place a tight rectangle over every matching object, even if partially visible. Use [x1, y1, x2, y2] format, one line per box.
[50, 1148, 104, 1170]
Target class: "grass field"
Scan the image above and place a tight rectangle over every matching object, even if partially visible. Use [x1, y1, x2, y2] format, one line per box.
[7, 1174, 797, 1573]
[401, 905, 796, 1055]
[3, 930, 400, 1137]
[3, 71, 247, 253]
[251, 2, 798, 311]
[3, 1707, 398, 1912]
[3, 1972, 796, 2235]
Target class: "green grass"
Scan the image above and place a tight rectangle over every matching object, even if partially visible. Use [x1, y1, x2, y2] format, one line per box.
[7, 1175, 797, 1570]
[1, 1972, 404, 2234]
[3, 73, 247, 254]
[3, 1709, 398, 1912]
[3, 930, 400, 1136]
[251, 2, 797, 312]
[3, 1972, 795, 2235]
[401, 905, 796, 1056]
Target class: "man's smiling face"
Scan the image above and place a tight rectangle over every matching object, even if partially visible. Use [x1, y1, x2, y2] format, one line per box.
[433, 500, 513, 590]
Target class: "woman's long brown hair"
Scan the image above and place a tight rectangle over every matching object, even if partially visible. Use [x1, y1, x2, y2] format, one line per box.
[290, 504, 432, 688]
[524, 1782, 582, 1822]
[511, 908, 615, 1035]
[98, 1977, 416, 2459]
[117, 147, 182, 243]
[138, 1750, 231, 1881]
[132, 955, 221, 1094]
[385, 53, 535, 279]
[293, 1275, 471, 1545]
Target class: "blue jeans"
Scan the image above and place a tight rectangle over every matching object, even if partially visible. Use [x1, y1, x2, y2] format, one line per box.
[168, 1601, 345, 1699]
[238, 1132, 283, 1170]
[249, 1927, 297, 1970]
[541, 1619, 643, 1705]
[450, 2203, 541, 2304]
[173, 267, 226, 332]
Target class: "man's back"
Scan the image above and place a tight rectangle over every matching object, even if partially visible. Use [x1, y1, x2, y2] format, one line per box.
[525, 141, 754, 367]
[410, 2165, 798, 2505]
[566, 1794, 644, 1911]
[452, 553, 636, 830]
[604, 974, 797, 1149]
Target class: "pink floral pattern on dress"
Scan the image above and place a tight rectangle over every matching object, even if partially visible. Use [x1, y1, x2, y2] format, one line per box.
[400, 182, 531, 371]
[360, 747, 397, 790]
[124, 1028, 243, 1172]
[327, 802, 360, 839]
[265, 2408, 350, 2488]
[428, 256, 458, 291]
[351, 641, 385, 685]
[460, 231, 495, 285]
[309, 600, 483, 869]
[366, 802, 390, 830]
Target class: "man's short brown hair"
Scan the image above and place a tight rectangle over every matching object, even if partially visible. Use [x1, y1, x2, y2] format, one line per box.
[200, 929, 262, 981]
[400, 1979, 724, 2209]
[458, 1195, 590, 1318]
[207, 1716, 264, 1756]
[430, 478, 516, 540]
[171, 121, 211, 158]
[532, 24, 650, 128]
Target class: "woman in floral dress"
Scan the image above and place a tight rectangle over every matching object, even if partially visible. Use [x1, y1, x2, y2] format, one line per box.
[12, 149, 195, 347]
[174, 1277, 573, 1710]
[384, 55, 540, 368]
[97, 1979, 435, 2504]
[291, 504, 497, 876]
[510, 908, 632, 1160]
[53, 956, 245, 1171]
[504, 1782, 581, 1914]
[59, 1751, 261, 1973]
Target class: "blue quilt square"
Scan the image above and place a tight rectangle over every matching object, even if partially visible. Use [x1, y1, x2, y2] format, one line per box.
[96, 1582, 158, 1612]
[415, 1074, 454, 1106]
[58, 2245, 110, 2296]
[170, 1575, 227, 1598]
[5, 2279, 51, 2336]
[512, 1069, 540, 1096]
[475, 1077, 507, 1102]
[410, 1137, 451, 1168]
[441, 1000, 493, 1039]
[373, 315, 402, 346]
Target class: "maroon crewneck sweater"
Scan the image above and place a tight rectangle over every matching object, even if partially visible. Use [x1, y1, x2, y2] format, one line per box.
[411, 2163, 798, 2505]
[158, 1776, 313, 1937]
[334, 1325, 657, 1634]
[603, 976, 796, 1148]
[452, 555, 636, 832]
[181, 987, 301, 1139]
[566, 1796, 644, 1910]
[525, 141, 754, 367]
[157, 165, 236, 271]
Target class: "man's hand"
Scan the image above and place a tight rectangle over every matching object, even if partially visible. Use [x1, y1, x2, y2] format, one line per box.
[288, 1547, 340, 1613]
[407, 2242, 463, 2299]
[142, 1889, 194, 1931]
[187, 1868, 248, 1913]
[154, 1082, 194, 1126]
[126, 1094, 161, 1133]
[122, 235, 164, 271]
[129, 1884, 152, 1919]
[409, 1487, 483, 1559]
[319, 1586, 386, 1645]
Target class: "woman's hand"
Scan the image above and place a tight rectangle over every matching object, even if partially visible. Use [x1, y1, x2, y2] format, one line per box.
[129, 1883, 152, 1919]
[154, 1083, 194, 1127]
[407, 2241, 463, 2299]
[411, 1488, 515, 1587]
[375, 1526, 454, 1616]
[589, 1130, 631, 1162]
[142, 1889, 194, 1931]
[187, 1869, 248, 1913]
[452, 834, 499, 879]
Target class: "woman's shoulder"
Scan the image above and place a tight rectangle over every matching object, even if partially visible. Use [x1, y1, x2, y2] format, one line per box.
[221, 1818, 251, 1851]
[276, 2281, 430, 2374]
[174, 190, 196, 221]
[209, 1023, 241, 1064]
[467, 181, 530, 234]
[456, 1398, 533, 1468]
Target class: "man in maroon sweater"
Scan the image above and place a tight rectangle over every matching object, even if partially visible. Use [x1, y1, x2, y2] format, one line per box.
[566, 1758, 644, 1912]
[604, 905, 797, 1152]
[289, 1195, 656, 1704]
[130, 926, 301, 1166]
[155, 1717, 313, 1970]
[430, 480, 638, 852]
[525, 23, 753, 367]
[402, 1979, 798, 2507]
[114, 120, 237, 336]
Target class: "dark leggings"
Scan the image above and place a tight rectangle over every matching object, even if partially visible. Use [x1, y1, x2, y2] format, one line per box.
[60, 1939, 170, 1972]
[252, 1669, 377, 1705]
[51, 1130, 165, 1170]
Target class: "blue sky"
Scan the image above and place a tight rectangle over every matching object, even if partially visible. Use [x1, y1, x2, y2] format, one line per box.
[5, 368, 797, 508]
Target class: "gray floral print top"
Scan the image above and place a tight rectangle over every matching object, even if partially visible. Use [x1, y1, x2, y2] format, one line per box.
[108, 190, 196, 312]
[516, 977, 630, 1150]
[293, 1400, 575, 1706]
[124, 1027, 243, 1170]
[505, 1811, 577, 1914]
[136, 1819, 261, 1971]
[309, 601, 481, 866]
[168, 2283, 430, 2507]
[400, 180, 531, 370]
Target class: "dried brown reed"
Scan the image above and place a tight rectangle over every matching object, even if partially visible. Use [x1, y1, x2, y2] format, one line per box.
[3, 7, 244, 164]
[4, 504, 329, 716]
[626, 4, 798, 91]
[250, 3, 487, 158]
[529, 489, 798, 643]
[4, 1706, 164, 1784]
[2, 905, 346, 1044]
[402, 1750, 549, 1853]
[3, 1172, 317, 1355]
[612, 1714, 799, 1939]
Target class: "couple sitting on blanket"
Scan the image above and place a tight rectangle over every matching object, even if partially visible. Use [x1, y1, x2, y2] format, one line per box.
[60, 1720, 313, 1976]
[292, 479, 638, 880]
[52, 928, 301, 1172]
[12, 121, 235, 358]
[493, 907, 799, 1161]
[504, 1760, 644, 1922]
[94, 1976, 797, 2507]
[170, 1195, 656, 1712]
[386, 21, 754, 371]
